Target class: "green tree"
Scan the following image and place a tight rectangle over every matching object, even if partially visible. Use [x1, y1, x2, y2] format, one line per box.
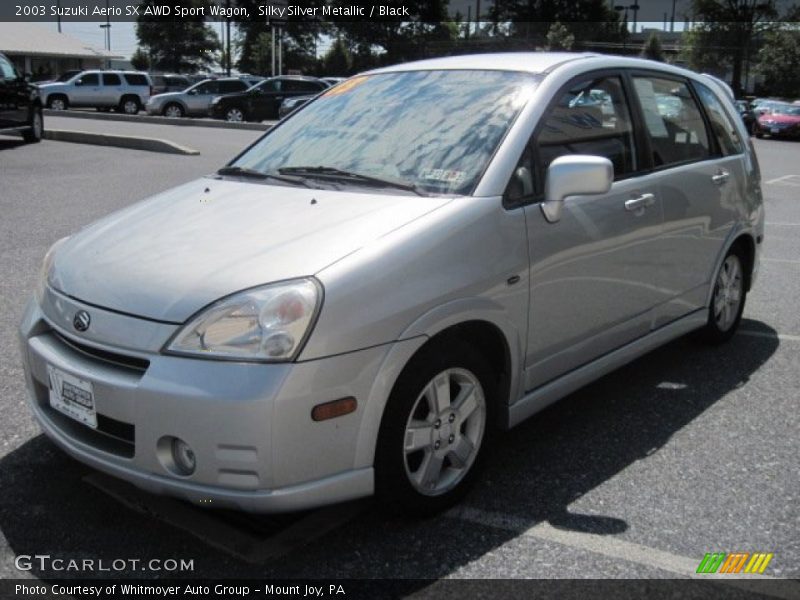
[136, 0, 220, 72]
[757, 27, 800, 97]
[333, 0, 454, 65]
[641, 31, 664, 61]
[545, 21, 574, 50]
[489, 0, 621, 44]
[130, 47, 150, 71]
[323, 37, 351, 75]
[684, 0, 779, 95]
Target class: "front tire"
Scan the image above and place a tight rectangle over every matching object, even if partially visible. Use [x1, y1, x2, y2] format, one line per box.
[22, 107, 43, 143]
[163, 103, 184, 118]
[700, 249, 747, 344]
[47, 95, 68, 111]
[375, 341, 495, 515]
[225, 106, 245, 122]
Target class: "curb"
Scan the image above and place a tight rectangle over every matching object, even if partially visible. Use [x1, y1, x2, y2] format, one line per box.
[43, 129, 200, 155]
[43, 109, 273, 131]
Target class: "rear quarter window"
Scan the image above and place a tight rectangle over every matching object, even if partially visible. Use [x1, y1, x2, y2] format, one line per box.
[123, 74, 149, 86]
[694, 81, 744, 155]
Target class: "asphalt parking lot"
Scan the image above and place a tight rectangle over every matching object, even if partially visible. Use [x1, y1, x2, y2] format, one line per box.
[0, 122, 798, 592]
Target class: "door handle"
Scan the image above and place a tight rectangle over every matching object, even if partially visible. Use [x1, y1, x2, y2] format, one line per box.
[712, 170, 730, 185]
[624, 193, 656, 212]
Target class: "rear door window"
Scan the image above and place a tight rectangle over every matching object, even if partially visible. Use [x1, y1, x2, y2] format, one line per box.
[632, 76, 710, 167]
[102, 73, 121, 86]
[694, 81, 743, 155]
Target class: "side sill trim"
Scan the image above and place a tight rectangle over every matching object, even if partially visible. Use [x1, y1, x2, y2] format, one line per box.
[507, 310, 707, 428]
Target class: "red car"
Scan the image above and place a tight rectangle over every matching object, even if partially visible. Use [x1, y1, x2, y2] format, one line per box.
[752, 104, 800, 139]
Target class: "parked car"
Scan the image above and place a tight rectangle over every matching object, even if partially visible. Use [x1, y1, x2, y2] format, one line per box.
[751, 103, 800, 139]
[145, 77, 258, 118]
[734, 100, 755, 131]
[38, 70, 152, 114]
[150, 74, 191, 96]
[278, 95, 313, 119]
[210, 75, 328, 122]
[0, 52, 43, 143]
[20, 54, 763, 515]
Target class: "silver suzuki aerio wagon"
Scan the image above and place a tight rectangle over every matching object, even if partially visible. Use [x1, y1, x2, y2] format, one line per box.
[20, 53, 763, 515]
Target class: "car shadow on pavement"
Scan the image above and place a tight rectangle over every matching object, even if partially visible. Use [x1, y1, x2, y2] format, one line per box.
[0, 319, 779, 581]
[0, 137, 28, 151]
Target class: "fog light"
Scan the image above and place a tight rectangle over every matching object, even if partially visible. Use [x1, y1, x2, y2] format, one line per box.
[172, 438, 196, 475]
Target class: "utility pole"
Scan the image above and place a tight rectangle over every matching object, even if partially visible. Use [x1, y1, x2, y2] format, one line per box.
[670, 0, 677, 33]
[225, 0, 231, 75]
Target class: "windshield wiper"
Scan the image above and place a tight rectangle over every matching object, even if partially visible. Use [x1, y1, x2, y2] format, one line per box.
[278, 166, 425, 196]
[216, 165, 313, 188]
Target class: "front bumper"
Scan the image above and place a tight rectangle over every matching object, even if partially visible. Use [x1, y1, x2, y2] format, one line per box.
[18, 288, 414, 512]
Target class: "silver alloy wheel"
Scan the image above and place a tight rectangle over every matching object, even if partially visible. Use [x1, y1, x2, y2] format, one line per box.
[403, 367, 486, 496]
[713, 254, 743, 332]
[164, 104, 183, 118]
[226, 107, 244, 122]
[122, 99, 139, 114]
[32, 112, 42, 139]
[50, 98, 66, 111]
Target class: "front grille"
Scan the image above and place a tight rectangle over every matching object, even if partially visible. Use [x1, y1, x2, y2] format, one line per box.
[34, 379, 136, 459]
[53, 332, 150, 373]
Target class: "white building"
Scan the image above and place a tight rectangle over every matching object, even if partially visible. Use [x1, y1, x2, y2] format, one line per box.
[0, 22, 121, 81]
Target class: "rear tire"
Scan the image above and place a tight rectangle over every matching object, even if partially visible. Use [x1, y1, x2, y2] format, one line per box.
[22, 107, 43, 143]
[375, 340, 495, 516]
[699, 249, 747, 344]
[119, 96, 141, 115]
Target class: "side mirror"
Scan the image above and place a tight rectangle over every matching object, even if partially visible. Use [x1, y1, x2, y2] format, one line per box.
[23, 72, 32, 82]
[188, 89, 198, 95]
[542, 155, 613, 223]
[74, 79, 83, 87]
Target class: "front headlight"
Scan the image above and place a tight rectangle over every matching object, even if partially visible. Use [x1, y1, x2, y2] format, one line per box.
[165, 278, 322, 362]
[35, 236, 69, 302]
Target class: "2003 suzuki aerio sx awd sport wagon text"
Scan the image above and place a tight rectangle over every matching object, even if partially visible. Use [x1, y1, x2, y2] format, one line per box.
[20, 53, 763, 515]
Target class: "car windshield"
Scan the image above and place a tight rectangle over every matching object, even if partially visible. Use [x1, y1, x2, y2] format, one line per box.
[232, 69, 538, 195]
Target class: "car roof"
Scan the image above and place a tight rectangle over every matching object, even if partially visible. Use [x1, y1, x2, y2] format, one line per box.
[366, 52, 711, 83]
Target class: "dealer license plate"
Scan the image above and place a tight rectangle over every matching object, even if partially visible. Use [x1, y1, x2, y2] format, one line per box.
[47, 365, 97, 429]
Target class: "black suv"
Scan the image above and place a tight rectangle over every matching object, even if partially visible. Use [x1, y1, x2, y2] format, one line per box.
[210, 75, 328, 122]
[0, 53, 42, 143]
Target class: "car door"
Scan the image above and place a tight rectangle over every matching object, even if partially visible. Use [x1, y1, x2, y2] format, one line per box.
[70, 72, 100, 106]
[101, 73, 122, 107]
[513, 73, 667, 391]
[185, 80, 218, 114]
[248, 79, 280, 120]
[0, 55, 26, 128]
[628, 74, 744, 327]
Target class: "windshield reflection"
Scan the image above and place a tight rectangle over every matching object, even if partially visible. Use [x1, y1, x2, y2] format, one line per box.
[233, 70, 539, 195]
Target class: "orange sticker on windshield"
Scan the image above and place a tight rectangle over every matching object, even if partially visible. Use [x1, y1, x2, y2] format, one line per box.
[322, 76, 368, 97]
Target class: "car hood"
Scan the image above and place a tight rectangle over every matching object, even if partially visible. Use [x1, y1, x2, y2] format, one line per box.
[149, 91, 184, 102]
[49, 178, 452, 323]
[38, 82, 67, 92]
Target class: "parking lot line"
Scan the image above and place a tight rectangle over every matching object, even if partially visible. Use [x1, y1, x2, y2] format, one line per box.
[738, 330, 800, 342]
[765, 174, 800, 185]
[446, 506, 800, 598]
[765, 223, 800, 226]
[761, 258, 800, 265]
